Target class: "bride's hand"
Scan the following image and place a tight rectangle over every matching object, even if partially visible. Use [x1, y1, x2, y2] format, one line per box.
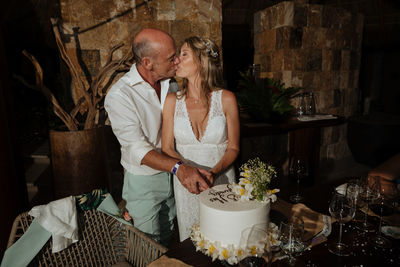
[197, 168, 214, 189]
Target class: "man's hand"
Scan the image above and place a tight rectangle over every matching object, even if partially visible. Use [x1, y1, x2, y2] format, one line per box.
[176, 164, 211, 194]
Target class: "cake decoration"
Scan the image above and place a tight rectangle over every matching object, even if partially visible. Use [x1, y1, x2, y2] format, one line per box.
[232, 157, 279, 202]
[191, 158, 280, 265]
[191, 222, 279, 265]
[208, 184, 239, 204]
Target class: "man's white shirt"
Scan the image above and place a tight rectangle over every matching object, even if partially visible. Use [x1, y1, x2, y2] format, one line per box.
[105, 64, 172, 175]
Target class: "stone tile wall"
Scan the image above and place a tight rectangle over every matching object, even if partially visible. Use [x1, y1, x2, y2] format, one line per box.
[58, 0, 222, 100]
[254, 1, 364, 164]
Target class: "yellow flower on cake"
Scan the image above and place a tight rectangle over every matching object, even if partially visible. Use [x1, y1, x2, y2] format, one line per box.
[268, 222, 280, 246]
[218, 244, 233, 261]
[250, 245, 257, 256]
[233, 158, 279, 202]
[221, 245, 239, 265]
[264, 188, 280, 202]
[205, 241, 221, 261]
[236, 248, 244, 259]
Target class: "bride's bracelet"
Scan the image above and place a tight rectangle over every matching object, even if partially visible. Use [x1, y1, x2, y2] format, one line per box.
[171, 161, 183, 175]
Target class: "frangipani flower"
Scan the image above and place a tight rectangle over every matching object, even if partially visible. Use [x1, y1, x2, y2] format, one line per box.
[218, 244, 234, 261]
[190, 222, 280, 265]
[207, 241, 221, 261]
[239, 178, 251, 185]
[234, 158, 279, 202]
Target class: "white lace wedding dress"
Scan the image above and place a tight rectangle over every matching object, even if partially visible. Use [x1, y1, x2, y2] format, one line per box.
[173, 89, 236, 241]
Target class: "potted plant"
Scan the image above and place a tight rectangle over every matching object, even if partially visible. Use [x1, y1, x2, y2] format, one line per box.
[17, 18, 133, 198]
[236, 72, 301, 123]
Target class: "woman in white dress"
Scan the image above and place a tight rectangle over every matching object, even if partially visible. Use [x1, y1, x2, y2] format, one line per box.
[162, 36, 240, 241]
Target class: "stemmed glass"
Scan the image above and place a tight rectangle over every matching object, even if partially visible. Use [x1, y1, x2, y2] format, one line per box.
[279, 216, 306, 265]
[345, 178, 363, 220]
[370, 177, 398, 248]
[289, 158, 308, 203]
[328, 191, 356, 256]
[297, 93, 306, 118]
[305, 92, 316, 116]
[356, 176, 379, 232]
[238, 224, 268, 267]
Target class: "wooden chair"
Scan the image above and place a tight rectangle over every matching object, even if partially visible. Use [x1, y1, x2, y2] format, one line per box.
[7, 210, 167, 267]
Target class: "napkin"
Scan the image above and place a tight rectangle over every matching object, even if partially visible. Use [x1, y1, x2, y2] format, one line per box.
[1, 196, 79, 267]
[97, 194, 133, 226]
[0, 219, 51, 267]
[297, 114, 337, 122]
[147, 255, 192, 267]
[28, 196, 79, 253]
[271, 198, 331, 242]
[290, 203, 331, 241]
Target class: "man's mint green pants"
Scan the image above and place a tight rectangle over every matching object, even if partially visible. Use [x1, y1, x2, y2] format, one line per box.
[123, 171, 176, 246]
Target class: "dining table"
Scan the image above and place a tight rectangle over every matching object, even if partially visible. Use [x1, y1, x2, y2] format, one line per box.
[165, 176, 400, 266]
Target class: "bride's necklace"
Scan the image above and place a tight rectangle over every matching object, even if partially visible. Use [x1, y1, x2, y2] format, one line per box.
[188, 96, 201, 104]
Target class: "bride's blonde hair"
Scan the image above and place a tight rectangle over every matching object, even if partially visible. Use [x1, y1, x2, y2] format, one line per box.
[178, 36, 224, 111]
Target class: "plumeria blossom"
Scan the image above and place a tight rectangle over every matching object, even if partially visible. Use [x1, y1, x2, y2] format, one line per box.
[190, 222, 280, 265]
[268, 222, 280, 247]
[232, 179, 254, 201]
[233, 158, 279, 202]
[263, 188, 280, 203]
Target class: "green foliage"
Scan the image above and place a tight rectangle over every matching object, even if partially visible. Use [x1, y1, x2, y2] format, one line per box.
[236, 72, 301, 122]
[239, 157, 277, 201]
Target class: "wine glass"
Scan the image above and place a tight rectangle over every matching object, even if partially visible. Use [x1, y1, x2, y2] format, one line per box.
[297, 93, 306, 118]
[305, 92, 316, 116]
[289, 158, 308, 203]
[238, 225, 268, 267]
[370, 177, 398, 248]
[328, 191, 356, 256]
[345, 178, 363, 220]
[279, 216, 306, 265]
[356, 176, 379, 232]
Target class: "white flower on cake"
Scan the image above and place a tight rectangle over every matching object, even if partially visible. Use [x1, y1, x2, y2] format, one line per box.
[232, 179, 253, 201]
[191, 222, 279, 265]
[233, 158, 279, 202]
[268, 223, 280, 246]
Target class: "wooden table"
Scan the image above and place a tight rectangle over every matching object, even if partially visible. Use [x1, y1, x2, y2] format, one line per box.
[166, 178, 400, 266]
[240, 115, 346, 185]
[240, 115, 346, 137]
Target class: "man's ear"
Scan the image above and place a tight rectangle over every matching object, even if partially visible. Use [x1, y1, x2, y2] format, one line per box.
[141, 57, 153, 70]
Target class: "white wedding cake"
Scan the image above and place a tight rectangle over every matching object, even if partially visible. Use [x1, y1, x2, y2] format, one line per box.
[199, 184, 270, 247]
[191, 158, 279, 264]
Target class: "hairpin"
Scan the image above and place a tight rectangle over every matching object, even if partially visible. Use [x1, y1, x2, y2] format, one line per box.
[204, 40, 218, 58]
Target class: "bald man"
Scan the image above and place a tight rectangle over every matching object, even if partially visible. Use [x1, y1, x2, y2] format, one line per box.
[105, 28, 212, 245]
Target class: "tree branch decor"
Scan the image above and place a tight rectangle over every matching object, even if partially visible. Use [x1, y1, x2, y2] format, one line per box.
[18, 18, 133, 131]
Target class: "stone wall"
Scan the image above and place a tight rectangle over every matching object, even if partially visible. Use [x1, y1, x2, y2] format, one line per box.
[57, 0, 222, 198]
[253, 1, 364, 167]
[58, 0, 222, 100]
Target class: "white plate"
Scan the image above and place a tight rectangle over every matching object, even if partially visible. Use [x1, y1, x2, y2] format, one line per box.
[382, 226, 400, 239]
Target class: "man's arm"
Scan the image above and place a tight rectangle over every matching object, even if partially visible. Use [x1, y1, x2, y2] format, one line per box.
[368, 153, 400, 181]
[141, 150, 211, 194]
[105, 89, 211, 194]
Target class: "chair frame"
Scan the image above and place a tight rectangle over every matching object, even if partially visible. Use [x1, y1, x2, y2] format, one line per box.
[7, 210, 167, 267]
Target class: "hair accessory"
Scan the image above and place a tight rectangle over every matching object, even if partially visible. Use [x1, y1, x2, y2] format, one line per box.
[204, 40, 218, 58]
